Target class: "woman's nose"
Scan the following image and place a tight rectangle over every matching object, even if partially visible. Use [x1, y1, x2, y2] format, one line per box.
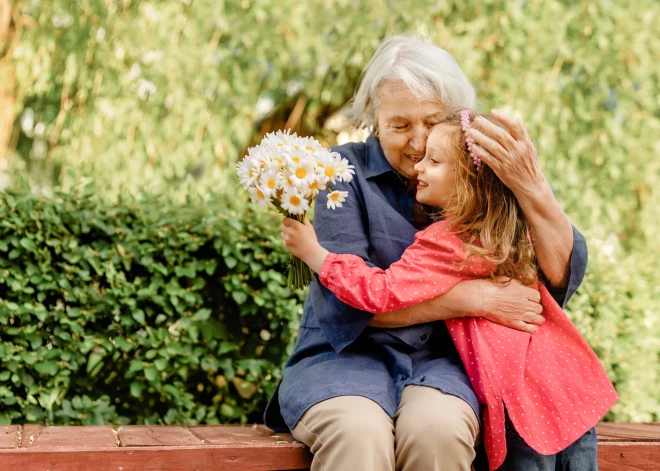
[414, 161, 424, 173]
[409, 128, 428, 153]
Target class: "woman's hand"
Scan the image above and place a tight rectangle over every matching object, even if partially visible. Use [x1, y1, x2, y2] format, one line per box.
[280, 217, 329, 273]
[477, 277, 545, 334]
[468, 109, 545, 197]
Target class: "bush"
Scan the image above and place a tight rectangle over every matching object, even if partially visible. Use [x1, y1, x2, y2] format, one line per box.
[0, 184, 303, 425]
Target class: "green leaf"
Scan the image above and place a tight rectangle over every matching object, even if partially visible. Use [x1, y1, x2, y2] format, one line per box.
[132, 309, 146, 325]
[86, 353, 105, 376]
[20, 238, 37, 252]
[34, 360, 59, 376]
[144, 367, 159, 382]
[231, 291, 248, 305]
[130, 381, 144, 398]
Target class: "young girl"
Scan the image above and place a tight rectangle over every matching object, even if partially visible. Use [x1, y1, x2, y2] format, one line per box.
[279, 110, 618, 471]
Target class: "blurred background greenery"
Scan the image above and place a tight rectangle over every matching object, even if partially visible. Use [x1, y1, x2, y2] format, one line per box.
[0, 0, 658, 425]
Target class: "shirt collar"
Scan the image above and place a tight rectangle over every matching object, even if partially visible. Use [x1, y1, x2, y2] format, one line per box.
[363, 133, 398, 179]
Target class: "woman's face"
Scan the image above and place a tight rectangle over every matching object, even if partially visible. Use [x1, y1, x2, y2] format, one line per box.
[414, 124, 457, 208]
[376, 81, 446, 181]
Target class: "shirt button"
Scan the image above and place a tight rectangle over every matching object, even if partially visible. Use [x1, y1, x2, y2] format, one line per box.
[420, 376, 426, 382]
[401, 375, 409, 381]
[420, 333, 428, 341]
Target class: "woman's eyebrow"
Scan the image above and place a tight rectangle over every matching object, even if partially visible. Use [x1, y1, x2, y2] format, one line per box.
[425, 112, 444, 121]
[386, 115, 409, 122]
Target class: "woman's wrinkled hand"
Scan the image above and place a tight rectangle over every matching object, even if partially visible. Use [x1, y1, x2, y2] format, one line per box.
[478, 277, 545, 334]
[280, 217, 328, 273]
[468, 109, 546, 197]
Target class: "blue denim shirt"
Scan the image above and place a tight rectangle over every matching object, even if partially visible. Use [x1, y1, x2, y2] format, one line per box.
[264, 134, 588, 432]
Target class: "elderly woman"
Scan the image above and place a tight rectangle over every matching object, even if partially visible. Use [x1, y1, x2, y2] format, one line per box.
[264, 35, 587, 471]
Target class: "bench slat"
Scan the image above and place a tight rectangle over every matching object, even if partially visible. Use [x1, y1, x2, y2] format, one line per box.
[119, 426, 204, 447]
[0, 447, 312, 471]
[596, 423, 660, 442]
[598, 442, 660, 471]
[0, 423, 657, 471]
[0, 426, 19, 449]
[26, 425, 118, 449]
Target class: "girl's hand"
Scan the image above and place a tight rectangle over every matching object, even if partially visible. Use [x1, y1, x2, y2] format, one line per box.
[280, 217, 329, 273]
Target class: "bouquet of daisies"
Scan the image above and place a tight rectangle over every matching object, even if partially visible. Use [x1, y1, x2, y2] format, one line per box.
[236, 130, 355, 290]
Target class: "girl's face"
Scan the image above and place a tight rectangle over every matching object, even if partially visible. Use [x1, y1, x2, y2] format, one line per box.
[376, 81, 445, 181]
[414, 124, 457, 208]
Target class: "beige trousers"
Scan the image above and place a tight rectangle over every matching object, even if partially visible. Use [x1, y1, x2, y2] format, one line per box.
[291, 385, 480, 471]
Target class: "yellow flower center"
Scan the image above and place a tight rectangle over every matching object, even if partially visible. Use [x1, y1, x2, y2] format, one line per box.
[257, 189, 265, 199]
[290, 195, 301, 206]
[267, 178, 277, 189]
[295, 168, 307, 179]
[306, 146, 315, 152]
[325, 167, 335, 177]
[309, 181, 318, 189]
[291, 156, 300, 164]
[330, 192, 340, 201]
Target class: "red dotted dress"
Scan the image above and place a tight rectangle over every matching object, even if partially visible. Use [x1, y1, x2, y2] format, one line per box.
[319, 218, 618, 470]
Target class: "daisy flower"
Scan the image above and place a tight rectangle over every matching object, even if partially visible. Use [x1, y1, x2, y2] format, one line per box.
[335, 156, 355, 183]
[281, 188, 310, 215]
[298, 136, 325, 157]
[248, 185, 270, 208]
[236, 155, 262, 188]
[286, 158, 316, 189]
[327, 190, 348, 210]
[317, 153, 341, 185]
[286, 146, 311, 165]
[269, 129, 296, 148]
[306, 178, 327, 198]
[259, 170, 282, 197]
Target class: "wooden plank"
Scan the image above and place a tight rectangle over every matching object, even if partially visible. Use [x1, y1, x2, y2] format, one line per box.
[0, 446, 313, 471]
[255, 424, 304, 444]
[596, 423, 660, 442]
[25, 426, 117, 449]
[1, 423, 657, 471]
[598, 442, 660, 471]
[189, 425, 302, 447]
[0, 426, 19, 449]
[19, 425, 42, 449]
[118, 426, 203, 447]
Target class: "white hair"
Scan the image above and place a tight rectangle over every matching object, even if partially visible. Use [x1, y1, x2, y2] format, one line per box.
[345, 33, 477, 128]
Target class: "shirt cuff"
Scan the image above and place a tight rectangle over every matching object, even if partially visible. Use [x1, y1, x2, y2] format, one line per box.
[546, 225, 588, 308]
[319, 252, 339, 287]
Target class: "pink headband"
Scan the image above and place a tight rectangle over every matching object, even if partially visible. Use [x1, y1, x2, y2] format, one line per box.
[460, 110, 481, 171]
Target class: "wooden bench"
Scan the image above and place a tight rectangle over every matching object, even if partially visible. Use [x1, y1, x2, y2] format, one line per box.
[1, 423, 658, 470]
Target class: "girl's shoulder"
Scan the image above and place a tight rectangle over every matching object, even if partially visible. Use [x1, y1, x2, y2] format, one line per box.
[415, 219, 465, 253]
[415, 219, 493, 275]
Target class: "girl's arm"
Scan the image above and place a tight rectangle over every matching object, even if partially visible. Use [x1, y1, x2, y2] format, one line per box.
[281, 218, 545, 333]
[282, 217, 544, 322]
[368, 278, 544, 333]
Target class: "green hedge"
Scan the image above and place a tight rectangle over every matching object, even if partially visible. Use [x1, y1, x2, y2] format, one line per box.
[1, 185, 658, 425]
[0, 184, 304, 425]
